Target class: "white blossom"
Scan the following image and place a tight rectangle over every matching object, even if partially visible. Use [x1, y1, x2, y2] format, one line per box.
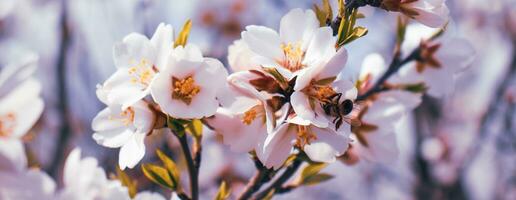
[241, 8, 337, 79]
[92, 87, 156, 170]
[227, 39, 260, 72]
[382, 0, 450, 28]
[292, 48, 357, 128]
[100, 23, 173, 109]
[58, 148, 130, 200]
[150, 44, 228, 119]
[258, 121, 350, 169]
[392, 24, 475, 97]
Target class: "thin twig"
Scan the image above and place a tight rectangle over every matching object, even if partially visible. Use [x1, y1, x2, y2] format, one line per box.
[237, 157, 274, 200]
[357, 48, 420, 101]
[254, 159, 303, 199]
[176, 133, 199, 200]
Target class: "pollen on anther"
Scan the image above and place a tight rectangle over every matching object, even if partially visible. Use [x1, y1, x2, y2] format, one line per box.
[171, 76, 201, 105]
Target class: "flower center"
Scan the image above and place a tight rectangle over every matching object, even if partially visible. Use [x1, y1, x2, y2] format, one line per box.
[108, 107, 135, 126]
[172, 76, 201, 105]
[295, 126, 317, 147]
[242, 109, 257, 125]
[314, 86, 337, 101]
[241, 105, 265, 125]
[128, 59, 156, 88]
[0, 113, 16, 138]
[279, 42, 305, 72]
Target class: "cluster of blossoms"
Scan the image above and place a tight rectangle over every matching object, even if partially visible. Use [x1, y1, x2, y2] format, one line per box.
[0, 0, 476, 199]
[0, 55, 178, 200]
[92, 23, 227, 169]
[89, 0, 473, 197]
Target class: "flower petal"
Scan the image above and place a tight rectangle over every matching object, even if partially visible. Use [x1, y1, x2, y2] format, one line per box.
[355, 131, 399, 164]
[150, 23, 174, 70]
[279, 9, 319, 48]
[304, 127, 350, 163]
[206, 108, 266, 152]
[119, 133, 146, 170]
[0, 139, 26, 172]
[242, 25, 283, 60]
[303, 27, 336, 66]
[258, 124, 296, 169]
[113, 33, 156, 69]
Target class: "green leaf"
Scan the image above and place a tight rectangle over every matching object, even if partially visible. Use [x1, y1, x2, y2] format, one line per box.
[141, 164, 176, 189]
[314, 76, 337, 86]
[214, 181, 231, 200]
[301, 173, 334, 186]
[296, 163, 333, 186]
[116, 167, 137, 198]
[301, 163, 327, 179]
[156, 150, 181, 189]
[313, 0, 332, 26]
[186, 119, 203, 139]
[174, 19, 192, 48]
[403, 83, 428, 93]
[339, 26, 368, 46]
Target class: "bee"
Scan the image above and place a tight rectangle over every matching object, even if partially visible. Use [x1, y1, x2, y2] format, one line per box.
[321, 93, 361, 130]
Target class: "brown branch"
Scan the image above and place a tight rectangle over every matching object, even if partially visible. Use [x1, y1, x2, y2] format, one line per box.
[175, 133, 199, 200]
[357, 48, 420, 101]
[254, 159, 303, 199]
[48, 0, 72, 178]
[237, 156, 274, 200]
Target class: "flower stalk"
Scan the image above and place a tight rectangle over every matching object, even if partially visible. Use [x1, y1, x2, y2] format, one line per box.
[174, 131, 199, 200]
[254, 159, 304, 199]
[237, 156, 274, 200]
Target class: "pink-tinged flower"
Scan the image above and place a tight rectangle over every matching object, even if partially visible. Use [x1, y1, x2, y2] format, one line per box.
[0, 168, 56, 200]
[0, 55, 44, 141]
[206, 71, 276, 153]
[92, 88, 156, 170]
[58, 148, 131, 200]
[392, 24, 475, 97]
[291, 48, 357, 129]
[0, 138, 55, 200]
[258, 120, 351, 169]
[352, 54, 422, 163]
[241, 8, 337, 79]
[352, 91, 420, 163]
[227, 39, 260, 72]
[100, 23, 173, 109]
[381, 0, 450, 28]
[150, 44, 228, 119]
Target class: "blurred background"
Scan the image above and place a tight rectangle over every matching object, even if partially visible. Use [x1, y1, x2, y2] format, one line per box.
[0, 0, 514, 199]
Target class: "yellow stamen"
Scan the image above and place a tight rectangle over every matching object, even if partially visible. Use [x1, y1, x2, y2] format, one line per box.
[172, 76, 201, 105]
[295, 126, 317, 147]
[0, 113, 17, 138]
[128, 59, 156, 87]
[279, 42, 305, 72]
[314, 86, 337, 101]
[109, 107, 135, 126]
[242, 109, 258, 125]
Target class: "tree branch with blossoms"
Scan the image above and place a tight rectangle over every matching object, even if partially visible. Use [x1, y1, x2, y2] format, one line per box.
[86, 0, 472, 199]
